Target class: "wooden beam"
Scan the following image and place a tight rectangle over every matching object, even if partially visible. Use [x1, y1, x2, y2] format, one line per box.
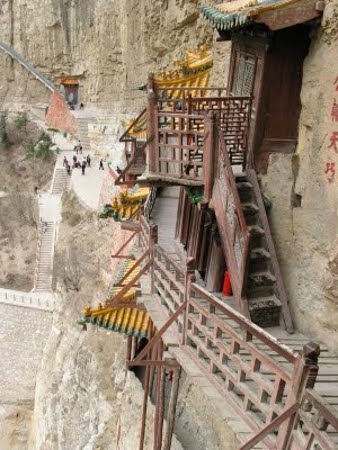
[118, 250, 149, 286]
[129, 302, 187, 366]
[139, 363, 151, 450]
[255, 0, 322, 30]
[105, 260, 153, 308]
[163, 367, 182, 450]
[239, 403, 299, 450]
[112, 230, 138, 259]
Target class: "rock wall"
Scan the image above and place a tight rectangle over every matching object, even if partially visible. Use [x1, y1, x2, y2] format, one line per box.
[0, 0, 213, 113]
[262, 4, 338, 352]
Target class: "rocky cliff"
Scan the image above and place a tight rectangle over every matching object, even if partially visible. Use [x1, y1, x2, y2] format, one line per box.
[0, 0, 213, 112]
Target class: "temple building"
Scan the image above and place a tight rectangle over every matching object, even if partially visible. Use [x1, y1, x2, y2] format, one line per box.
[77, 1, 338, 448]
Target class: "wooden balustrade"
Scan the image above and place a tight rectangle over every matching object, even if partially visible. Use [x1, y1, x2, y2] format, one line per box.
[155, 112, 205, 181]
[135, 210, 338, 448]
[213, 124, 250, 316]
[290, 389, 338, 449]
[143, 187, 157, 222]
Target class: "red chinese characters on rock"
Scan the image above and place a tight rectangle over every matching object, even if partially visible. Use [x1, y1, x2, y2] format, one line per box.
[329, 132, 338, 153]
[325, 162, 336, 183]
[331, 99, 338, 122]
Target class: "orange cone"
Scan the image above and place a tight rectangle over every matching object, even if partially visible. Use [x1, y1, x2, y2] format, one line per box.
[222, 271, 232, 297]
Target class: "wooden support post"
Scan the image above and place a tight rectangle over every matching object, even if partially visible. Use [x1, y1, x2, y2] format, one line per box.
[203, 111, 216, 203]
[153, 342, 162, 450]
[156, 344, 165, 450]
[147, 73, 158, 173]
[182, 257, 195, 345]
[126, 336, 133, 363]
[150, 224, 158, 295]
[139, 362, 151, 450]
[276, 342, 320, 449]
[163, 367, 182, 450]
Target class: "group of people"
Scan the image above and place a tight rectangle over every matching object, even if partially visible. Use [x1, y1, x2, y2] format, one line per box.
[63, 143, 105, 176]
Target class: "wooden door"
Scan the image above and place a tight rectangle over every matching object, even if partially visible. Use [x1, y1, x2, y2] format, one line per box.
[255, 27, 310, 171]
[228, 26, 310, 172]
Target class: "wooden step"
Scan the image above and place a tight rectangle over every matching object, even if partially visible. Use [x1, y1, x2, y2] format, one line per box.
[242, 202, 259, 216]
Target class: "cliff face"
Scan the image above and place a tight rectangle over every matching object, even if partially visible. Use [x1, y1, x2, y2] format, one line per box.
[0, 0, 213, 111]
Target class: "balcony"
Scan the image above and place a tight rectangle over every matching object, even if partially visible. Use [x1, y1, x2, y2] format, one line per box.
[115, 77, 251, 188]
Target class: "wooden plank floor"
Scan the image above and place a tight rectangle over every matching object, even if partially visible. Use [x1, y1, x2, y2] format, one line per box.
[144, 188, 338, 428]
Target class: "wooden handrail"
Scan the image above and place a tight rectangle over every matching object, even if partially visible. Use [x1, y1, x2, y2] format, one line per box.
[247, 168, 294, 333]
[119, 108, 147, 143]
[189, 282, 299, 364]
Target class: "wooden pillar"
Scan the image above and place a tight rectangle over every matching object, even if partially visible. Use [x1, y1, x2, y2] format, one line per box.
[150, 224, 158, 296]
[156, 353, 165, 450]
[147, 73, 159, 173]
[182, 257, 195, 344]
[153, 342, 164, 450]
[126, 336, 133, 363]
[139, 358, 151, 450]
[163, 366, 182, 450]
[203, 111, 216, 203]
[276, 342, 321, 449]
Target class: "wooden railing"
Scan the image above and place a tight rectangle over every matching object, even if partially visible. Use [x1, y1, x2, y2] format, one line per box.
[155, 93, 251, 172]
[147, 239, 338, 448]
[290, 389, 338, 449]
[143, 187, 157, 222]
[154, 112, 205, 181]
[213, 124, 250, 316]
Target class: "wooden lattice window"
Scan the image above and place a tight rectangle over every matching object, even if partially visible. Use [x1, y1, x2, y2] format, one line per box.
[231, 52, 256, 96]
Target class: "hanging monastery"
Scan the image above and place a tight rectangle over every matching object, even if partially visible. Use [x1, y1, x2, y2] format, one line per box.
[1, 0, 338, 448]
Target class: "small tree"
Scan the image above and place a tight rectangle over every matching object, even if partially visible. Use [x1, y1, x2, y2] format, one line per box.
[14, 112, 28, 133]
[0, 114, 10, 148]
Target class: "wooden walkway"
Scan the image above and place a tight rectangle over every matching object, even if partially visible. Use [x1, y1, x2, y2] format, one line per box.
[140, 187, 338, 448]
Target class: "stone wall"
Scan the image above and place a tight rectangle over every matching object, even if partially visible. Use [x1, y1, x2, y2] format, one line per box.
[0, 302, 52, 449]
[45, 89, 77, 134]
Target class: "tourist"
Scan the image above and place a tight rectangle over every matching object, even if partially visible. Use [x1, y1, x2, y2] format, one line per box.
[42, 221, 48, 234]
[63, 156, 68, 167]
[34, 186, 38, 196]
[116, 165, 122, 175]
[81, 160, 86, 175]
[87, 154, 91, 167]
[79, 144, 83, 154]
[66, 163, 71, 176]
[99, 159, 104, 170]
[80, 103, 84, 110]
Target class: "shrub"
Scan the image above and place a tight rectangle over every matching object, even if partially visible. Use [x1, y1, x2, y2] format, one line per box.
[14, 112, 28, 132]
[0, 114, 11, 148]
[24, 132, 53, 160]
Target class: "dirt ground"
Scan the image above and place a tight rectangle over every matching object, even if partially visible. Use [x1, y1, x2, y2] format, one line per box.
[0, 121, 55, 291]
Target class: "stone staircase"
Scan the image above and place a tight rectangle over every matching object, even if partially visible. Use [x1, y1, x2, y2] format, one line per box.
[235, 174, 282, 327]
[73, 111, 97, 153]
[51, 167, 71, 195]
[34, 221, 55, 292]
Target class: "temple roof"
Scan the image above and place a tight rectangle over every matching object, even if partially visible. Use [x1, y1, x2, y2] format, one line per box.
[201, 0, 323, 31]
[77, 257, 150, 338]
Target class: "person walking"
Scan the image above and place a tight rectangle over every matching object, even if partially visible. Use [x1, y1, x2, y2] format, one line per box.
[63, 156, 68, 167]
[86, 154, 91, 167]
[81, 160, 86, 175]
[99, 159, 104, 170]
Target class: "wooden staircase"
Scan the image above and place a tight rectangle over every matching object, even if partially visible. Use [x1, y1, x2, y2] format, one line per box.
[235, 175, 282, 328]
